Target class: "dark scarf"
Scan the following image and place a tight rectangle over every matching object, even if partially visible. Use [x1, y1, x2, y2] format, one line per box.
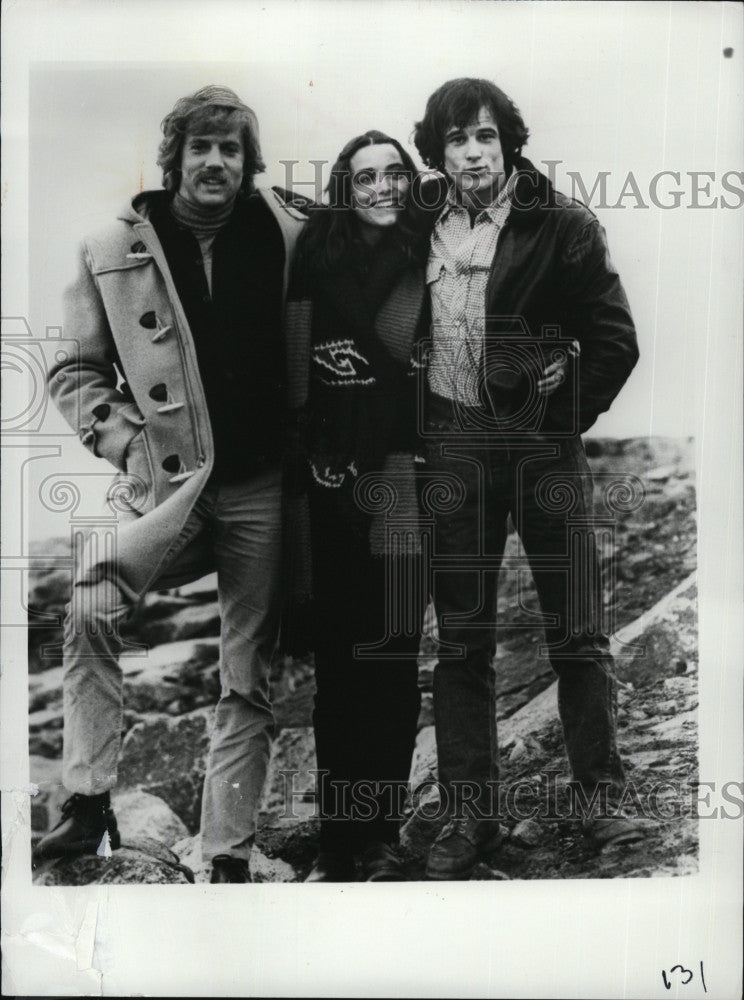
[305, 236, 426, 494]
[281, 235, 427, 650]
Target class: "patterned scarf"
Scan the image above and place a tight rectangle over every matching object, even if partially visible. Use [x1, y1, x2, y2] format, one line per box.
[281, 235, 427, 650]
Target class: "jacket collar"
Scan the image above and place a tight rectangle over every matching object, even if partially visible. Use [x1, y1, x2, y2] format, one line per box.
[439, 166, 518, 225]
[121, 188, 247, 226]
[417, 156, 557, 233]
[507, 156, 558, 227]
[119, 185, 309, 226]
[118, 190, 158, 225]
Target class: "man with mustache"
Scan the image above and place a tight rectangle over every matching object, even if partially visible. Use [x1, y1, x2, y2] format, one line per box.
[36, 86, 307, 883]
[413, 78, 643, 879]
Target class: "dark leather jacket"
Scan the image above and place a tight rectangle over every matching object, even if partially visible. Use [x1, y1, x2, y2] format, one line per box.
[415, 157, 639, 434]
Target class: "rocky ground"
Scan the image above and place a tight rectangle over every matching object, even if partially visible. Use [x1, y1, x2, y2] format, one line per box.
[28, 436, 699, 884]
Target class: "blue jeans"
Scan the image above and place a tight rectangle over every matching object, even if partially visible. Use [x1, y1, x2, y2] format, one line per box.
[62, 469, 282, 862]
[425, 393, 626, 815]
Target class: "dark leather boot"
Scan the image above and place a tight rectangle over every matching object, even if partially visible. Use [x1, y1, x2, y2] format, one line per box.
[210, 855, 250, 883]
[304, 850, 357, 882]
[425, 818, 503, 881]
[357, 841, 406, 882]
[34, 791, 121, 862]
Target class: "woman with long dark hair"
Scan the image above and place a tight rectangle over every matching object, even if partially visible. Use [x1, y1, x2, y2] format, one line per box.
[287, 131, 429, 881]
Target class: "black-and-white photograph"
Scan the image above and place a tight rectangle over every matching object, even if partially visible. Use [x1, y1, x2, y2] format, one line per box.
[2, 1, 742, 997]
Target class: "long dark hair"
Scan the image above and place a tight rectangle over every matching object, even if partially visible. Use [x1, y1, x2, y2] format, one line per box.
[295, 130, 425, 280]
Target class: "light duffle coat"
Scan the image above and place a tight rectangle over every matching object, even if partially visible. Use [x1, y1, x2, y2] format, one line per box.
[49, 187, 306, 601]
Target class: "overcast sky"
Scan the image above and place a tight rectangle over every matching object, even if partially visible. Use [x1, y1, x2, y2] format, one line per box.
[6, 0, 743, 541]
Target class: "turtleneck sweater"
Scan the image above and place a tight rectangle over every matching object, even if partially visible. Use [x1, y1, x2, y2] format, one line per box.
[170, 192, 235, 293]
[147, 189, 286, 482]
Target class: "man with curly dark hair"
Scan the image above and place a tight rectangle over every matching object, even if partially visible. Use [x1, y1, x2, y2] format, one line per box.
[412, 78, 644, 879]
[35, 86, 308, 883]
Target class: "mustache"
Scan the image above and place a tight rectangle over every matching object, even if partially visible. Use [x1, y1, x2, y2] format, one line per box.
[196, 169, 227, 182]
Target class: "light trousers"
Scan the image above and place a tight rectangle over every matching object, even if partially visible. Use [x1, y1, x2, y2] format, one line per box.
[62, 469, 282, 862]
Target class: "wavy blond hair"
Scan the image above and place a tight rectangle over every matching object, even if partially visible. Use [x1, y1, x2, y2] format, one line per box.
[157, 85, 265, 194]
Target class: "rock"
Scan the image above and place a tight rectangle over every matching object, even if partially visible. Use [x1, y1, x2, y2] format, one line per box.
[508, 738, 535, 764]
[583, 438, 606, 458]
[259, 727, 317, 822]
[470, 863, 510, 880]
[172, 833, 211, 884]
[614, 574, 697, 687]
[401, 729, 445, 854]
[655, 700, 678, 716]
[500, 685, 559, 751]
[599, 436, 693, 473]
[409, 726, 438, 789]
[133, 591, 203, 620]
[624, 856, 698, 879]
[121, 637, 221, 713]
[420, 603, 438, 658]
[271, 660, 316, 731]
[174, 572, 218, 600]
[28, 755, 66, 833]
[120, 671, 184, 715]
[257, 818, 319, 873]
[29, 731, 63, 759]
[120, 835, 194, 871]
[118, 707, 213, 831]
[251, 848, 300, 883]
[646, 464, 677, 482]
[27, 637, 221, 715]
[129, 600, 221, 647]
[27, 536, 72, 595]
[400, 788, 445, 855]
[28, 706, 64, 732]
[497, 667, 557, 721]
[33, 844, 193, 885]
[417, 655, 436, 692]
[112, 789, 189, 847]
[31, 798, 50, 832]
[648, 710, 697, 737]
[510, 818, 545, 848]
[417, 691, 434, 730]
[169, 834, 299, 884]
[28, 666, 64, 712]
[27, 537, 74, 674]
[663, 676, 691, 694]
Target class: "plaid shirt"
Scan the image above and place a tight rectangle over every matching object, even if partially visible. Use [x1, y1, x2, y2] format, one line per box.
[427, 172, 516, 405]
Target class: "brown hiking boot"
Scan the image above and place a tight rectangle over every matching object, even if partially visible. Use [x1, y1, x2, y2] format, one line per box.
[425, 818, 503, 881]
[33, 792, 121, 863]
[304, 850, 357, 882]
[357, 841, 407, 882]
[210, 855, 251, 883]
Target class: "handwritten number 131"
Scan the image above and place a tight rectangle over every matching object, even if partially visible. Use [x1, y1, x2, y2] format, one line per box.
[662, 961, 707, 992]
